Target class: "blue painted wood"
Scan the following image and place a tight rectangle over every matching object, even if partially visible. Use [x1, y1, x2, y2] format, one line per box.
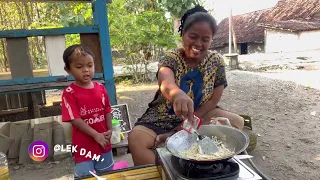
[0, 73, 104, 86]
[0, 81, 107, 95]
[1, 85, 73, 95]
[0, 0, 117, 106]
[92, 1, 99, 25]
[1, 86, 71, 95]
[93, 0, 117, 105]
[0, 26, 98, 38]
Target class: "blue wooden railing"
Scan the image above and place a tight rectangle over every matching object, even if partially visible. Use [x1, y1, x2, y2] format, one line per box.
[0, 0, 117, 105]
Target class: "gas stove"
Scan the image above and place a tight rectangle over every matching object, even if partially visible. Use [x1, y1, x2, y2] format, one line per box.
[156, 147, 262, 180]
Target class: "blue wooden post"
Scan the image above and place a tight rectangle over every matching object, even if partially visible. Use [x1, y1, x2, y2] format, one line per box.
[92, 0, 117, 105]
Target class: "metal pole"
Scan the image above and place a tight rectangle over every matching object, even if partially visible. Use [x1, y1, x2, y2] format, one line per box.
[229, 8, 232, 54]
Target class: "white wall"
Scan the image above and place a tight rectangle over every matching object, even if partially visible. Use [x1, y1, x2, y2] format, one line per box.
[265, 29, 299, 53]
[299, 30, 320, 51]
[265, 29, 320, 53]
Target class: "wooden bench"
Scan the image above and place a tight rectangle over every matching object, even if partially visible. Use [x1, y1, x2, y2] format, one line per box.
[112, 138, 129, 156]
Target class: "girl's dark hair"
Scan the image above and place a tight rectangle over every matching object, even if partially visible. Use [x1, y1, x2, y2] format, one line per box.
[178, 5, 217, 37]
[63, 44, 95, 69]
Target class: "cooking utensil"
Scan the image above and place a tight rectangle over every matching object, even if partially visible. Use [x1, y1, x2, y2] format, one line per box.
[210, 117, 232, 127]
[192, 128, 220, 154]
[234, 154, 253, 160]
[89, 171, 107, 180]
[166, 124, 249, 165]
[181, 114, 220, 154]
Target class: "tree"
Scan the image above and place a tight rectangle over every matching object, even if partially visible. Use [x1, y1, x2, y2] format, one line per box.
[157, 0, 207, 33]
[0, 0, 179, 85]
[158, 0, 196, 33]
[108, 0, 177, 82]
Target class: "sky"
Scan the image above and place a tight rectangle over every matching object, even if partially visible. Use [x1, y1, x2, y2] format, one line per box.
[204, 0, 280, 23]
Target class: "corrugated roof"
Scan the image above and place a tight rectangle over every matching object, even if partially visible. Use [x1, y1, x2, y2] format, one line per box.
[211, 0, 320, 48]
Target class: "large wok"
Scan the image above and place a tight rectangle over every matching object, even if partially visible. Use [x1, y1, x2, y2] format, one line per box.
[165, 124, 249, 164]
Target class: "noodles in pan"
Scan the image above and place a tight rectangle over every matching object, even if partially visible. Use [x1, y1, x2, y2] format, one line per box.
[179, 136, 234, 160]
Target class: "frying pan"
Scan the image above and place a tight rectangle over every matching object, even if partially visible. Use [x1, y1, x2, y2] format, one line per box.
[165, 124, 249, 165]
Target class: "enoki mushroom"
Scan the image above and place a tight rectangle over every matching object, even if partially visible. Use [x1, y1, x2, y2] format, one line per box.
[180, 136, 234, 160]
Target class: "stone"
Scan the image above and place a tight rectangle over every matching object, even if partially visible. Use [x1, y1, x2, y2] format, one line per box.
[13, 166, 20, 170]
[53, 150, 71, 161]
[35, 164, 42, 170]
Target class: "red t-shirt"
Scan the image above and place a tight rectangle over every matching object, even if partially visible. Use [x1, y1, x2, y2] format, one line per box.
[61, 82, 112, 163]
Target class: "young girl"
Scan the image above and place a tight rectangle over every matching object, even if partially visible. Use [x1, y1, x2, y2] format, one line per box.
[61, 44, 114, 178]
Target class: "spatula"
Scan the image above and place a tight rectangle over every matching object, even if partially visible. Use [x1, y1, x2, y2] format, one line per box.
[89, 171, 107, 180]
[192, 129, 219, 155]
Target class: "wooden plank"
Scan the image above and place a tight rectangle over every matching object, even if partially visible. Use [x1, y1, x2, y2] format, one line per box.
[39, 91, 47, 105]
[0, 80, 105, 94]
[6, 37, 33, 110]
[0, 26, 98, 38]
[0, 92, 45, 110]
[0, 95, 9, 110]
[8, 94, 20, 109]
[45, 35, 68, 76]
[80, 33, 103, 73]
[0, 73, 104, 86]
[6, 37, 33, 78]
[5, 37, 45, 113]
[6, 92, 45, 109]
[20, 93, 29, 107]
[83, 166, 161, 180]
[27, 92, 40, 118]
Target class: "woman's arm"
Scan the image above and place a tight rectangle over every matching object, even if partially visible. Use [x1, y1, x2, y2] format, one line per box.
[158, 67, 183, 101]
[158, 67, 194, 121]
[195, 85, 224, 118]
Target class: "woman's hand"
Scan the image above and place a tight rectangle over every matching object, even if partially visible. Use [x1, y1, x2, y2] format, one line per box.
[173, 92, 194, 121]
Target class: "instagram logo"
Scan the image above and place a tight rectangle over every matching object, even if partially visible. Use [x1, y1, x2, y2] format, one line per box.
[28, 140, 49, 162]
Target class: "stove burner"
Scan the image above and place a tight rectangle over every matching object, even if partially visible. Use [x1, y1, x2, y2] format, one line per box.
[172, 156, 240, 179]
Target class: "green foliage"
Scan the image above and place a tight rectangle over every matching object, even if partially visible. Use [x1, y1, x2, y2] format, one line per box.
[0, 2, 92, 71]
[0, 0, 180, 84]
[157, 0, 201, 18]
[108, 0, 177, 83]
[58, 3, 93, 27]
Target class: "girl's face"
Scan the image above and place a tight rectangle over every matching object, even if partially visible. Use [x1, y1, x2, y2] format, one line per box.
[182, 21, 213, 61]
[65, 53, 95, 87]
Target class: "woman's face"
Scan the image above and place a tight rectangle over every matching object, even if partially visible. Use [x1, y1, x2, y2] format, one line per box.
[182, 21, 213, 60]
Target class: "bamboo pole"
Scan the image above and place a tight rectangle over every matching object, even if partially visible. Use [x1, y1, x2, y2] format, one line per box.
[231, 17, 237, 54]
[228, 8, 232, 54]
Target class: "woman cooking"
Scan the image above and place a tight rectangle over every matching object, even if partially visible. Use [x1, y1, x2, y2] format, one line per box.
[128, 5, 244, 166]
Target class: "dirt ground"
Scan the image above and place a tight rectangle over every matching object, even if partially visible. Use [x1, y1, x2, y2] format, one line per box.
[6, 69, 320, 180]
